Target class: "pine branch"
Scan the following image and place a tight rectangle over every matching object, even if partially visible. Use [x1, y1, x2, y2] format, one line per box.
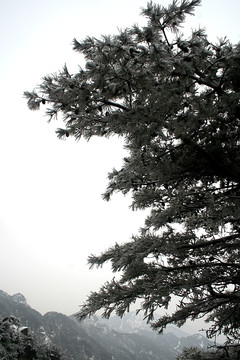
[208, 285, 240, 301]
[98, 99, 130, 112]
[178, 234, 240, 250]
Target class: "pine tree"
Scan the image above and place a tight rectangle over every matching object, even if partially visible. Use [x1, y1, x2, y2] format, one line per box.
[0, 317, 63, 359]
[25, 0, 240, 343]
[177, 345, 240, 360]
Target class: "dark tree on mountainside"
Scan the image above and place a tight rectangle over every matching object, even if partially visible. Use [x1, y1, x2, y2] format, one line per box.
[0, 317, 63, 360]
[25, 0, 240, 344]
[177, 345, 240, 360]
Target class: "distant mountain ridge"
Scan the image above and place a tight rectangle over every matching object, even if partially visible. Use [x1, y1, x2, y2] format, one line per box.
[0, 290, 214, 360]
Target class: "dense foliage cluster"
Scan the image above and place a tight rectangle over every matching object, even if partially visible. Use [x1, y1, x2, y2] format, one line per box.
[25, 0, 240, 344]
[0, 317, 62, 360]
[177, 345, 240, 360]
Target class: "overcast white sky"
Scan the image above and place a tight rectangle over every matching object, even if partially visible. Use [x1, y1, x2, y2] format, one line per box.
[1, 0, 240, 325]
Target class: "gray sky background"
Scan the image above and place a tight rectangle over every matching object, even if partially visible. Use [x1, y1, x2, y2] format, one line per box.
[0, 0, 240, 333]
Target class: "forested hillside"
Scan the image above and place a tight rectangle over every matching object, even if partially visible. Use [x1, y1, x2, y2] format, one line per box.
[0, 290, 214, 360]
